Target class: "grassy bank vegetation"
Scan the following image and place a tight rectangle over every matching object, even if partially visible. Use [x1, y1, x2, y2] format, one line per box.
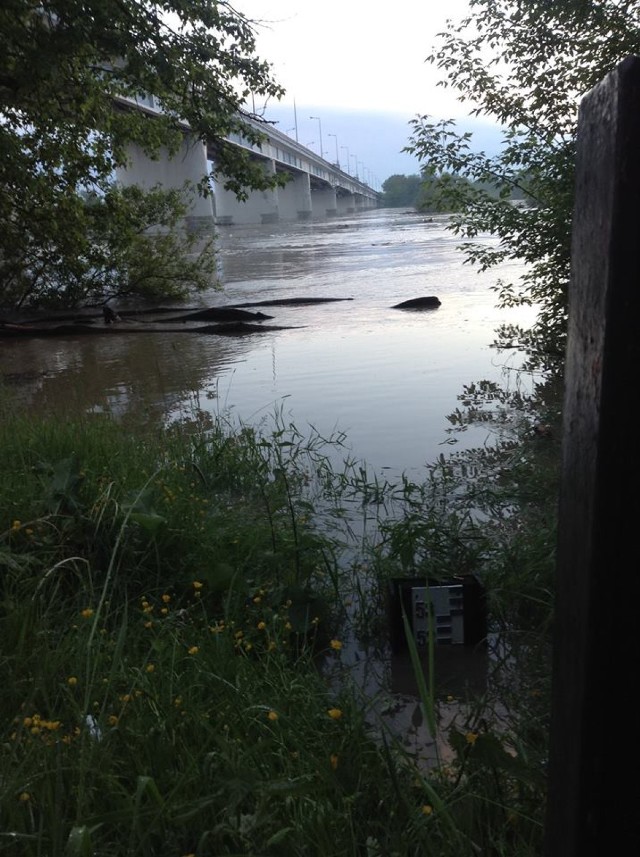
[0, 376, 560, 856]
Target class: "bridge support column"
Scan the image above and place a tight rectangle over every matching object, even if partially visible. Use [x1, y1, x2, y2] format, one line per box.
[116, 137, 215, 232]
[277, 171, 312, 221]
[213, 159, 280, 225]
[336, 192, 355, 215]
[259, 160, 280, 224]
[311, 187, 338, 218]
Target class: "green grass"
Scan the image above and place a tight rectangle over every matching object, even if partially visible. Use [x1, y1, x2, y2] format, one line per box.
[0, 387, 559, 856]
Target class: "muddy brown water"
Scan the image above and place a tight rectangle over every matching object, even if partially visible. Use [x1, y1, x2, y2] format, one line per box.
[2, 208, 534, 480]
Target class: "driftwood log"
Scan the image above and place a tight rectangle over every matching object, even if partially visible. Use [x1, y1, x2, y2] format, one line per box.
[391, 296, 441, 310]
[0, 297, 355, 338]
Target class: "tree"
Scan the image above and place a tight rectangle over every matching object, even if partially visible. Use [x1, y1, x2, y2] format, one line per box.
[381, 172, 472, 210]
[0, 1, 285, 310]
[405, 0, 640, 359]
[381, 174, 424, 208]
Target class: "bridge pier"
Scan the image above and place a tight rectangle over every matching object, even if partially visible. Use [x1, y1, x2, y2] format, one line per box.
[354, 192, 374, 212]
[213, 159, 281, 225]
[116, 136, 215, 232]
[277, 171, 312, 221]
[311, 186, 338, 218]
[336, 191, 355, 215]
[258, 160, 280, 224]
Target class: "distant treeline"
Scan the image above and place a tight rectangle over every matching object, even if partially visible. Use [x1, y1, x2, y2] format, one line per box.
[380, 173, 530, 211]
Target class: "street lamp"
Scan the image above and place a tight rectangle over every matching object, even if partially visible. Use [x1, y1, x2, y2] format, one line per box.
[309, 116, 323, 159]
[341, 146, 350, 174]
[327, 133, 340, 168]
[350, 154, 358, 178]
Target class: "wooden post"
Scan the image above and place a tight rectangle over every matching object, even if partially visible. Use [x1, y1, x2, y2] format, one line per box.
[545, 55, 640, 854]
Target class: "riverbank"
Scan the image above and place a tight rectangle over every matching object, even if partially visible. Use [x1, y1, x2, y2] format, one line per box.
[0, 387, 558, 855]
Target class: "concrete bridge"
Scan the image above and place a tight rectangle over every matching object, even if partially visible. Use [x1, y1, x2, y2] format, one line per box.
[115, 95, 380, 228]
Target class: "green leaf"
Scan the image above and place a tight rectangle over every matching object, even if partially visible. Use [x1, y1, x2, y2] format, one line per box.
[65, 826, 100, 857]
[266, 826, 295, 846]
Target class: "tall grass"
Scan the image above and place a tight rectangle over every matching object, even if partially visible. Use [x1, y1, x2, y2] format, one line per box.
[0, 387, 558, 856]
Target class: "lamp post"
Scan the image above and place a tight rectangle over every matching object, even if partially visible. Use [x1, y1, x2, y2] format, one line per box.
[341, 146, 350, 174]
[328, 133, 340, 168]
[309, 116, 323, 158]
[350, 154, 358, 179]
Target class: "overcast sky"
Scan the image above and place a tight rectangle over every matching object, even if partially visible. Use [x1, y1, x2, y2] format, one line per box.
[235, 0, 476, 115]
[231, 1, 498, 184]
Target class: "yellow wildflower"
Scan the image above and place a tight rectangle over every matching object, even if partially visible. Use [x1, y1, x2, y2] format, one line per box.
[327, 708, 343, 720]
[192, 580, 203, 590]
[67, 676, 78, 687]
[257, 621, 266, 630]
[465, 731, 479, 746]
[108, 715, 119, 727]
[161, 593, 171, 603]
[80, 608, 94, 619]
[422, 804, 433, 816]
[19, 792, 31, 802]
[143, 621, 153, 629]
[188, 646, 199, 655]
[267, 710, 279, 721]
[329, 639, 342, 651]
[11, 520, 21, 531]
[145, 664, 155, 673]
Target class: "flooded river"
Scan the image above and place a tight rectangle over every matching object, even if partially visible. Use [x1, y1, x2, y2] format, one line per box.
[2, 208, 533, 481]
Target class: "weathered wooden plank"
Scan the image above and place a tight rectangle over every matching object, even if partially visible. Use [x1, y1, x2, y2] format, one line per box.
[545, 55, 640, 855]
